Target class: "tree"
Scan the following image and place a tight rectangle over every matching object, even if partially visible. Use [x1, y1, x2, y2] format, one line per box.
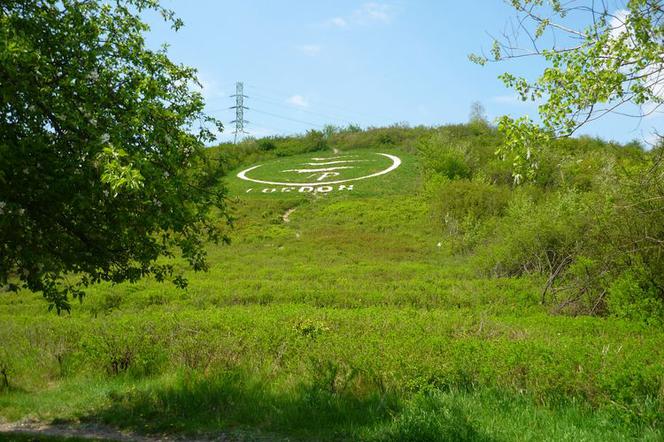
[468, 101, 488, 125]
[0, 0, 229, 312]
[472, 0, 664, 182]
[473, 1, 664, 317]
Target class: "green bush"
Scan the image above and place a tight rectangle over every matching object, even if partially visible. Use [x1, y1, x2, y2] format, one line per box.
[365, 391, 492, 442]
[257, 138, 276, 151]
[427, 178, 511, 251]
[476, 190, 595, 276]
[80, 319, 165, 377]
[607, 267, 664, 325]
[432, 179, 511, 222]
[463, 148, 664, 320]
[418, 134, 472, 180]
[0, 348, 13, 391]
[329, 123, 431, 152]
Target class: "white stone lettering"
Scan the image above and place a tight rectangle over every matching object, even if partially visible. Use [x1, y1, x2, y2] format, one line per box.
[304, 160, 366, 166]
[283, 166, 354, 173]
[312, 171, 340, 182]
[256, 184, 353, 193]
[237, 153, 401, 187]
[310, 155, 357, 161]
[257, 184, 355, 194]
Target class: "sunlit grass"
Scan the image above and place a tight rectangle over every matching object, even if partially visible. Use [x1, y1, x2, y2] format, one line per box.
[0, 146, 661, 440]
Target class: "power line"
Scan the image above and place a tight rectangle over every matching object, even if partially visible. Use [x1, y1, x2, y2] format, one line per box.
[210, 105, 322, 132]
[249, 94, 356, 125]
[244, 82, 402, 124]
[250, 123, 284, 133]
[206, 107, 233, 115]
[246, 84, 366, 122]
[251, 108, 324, 128]
[211, 81, 397, 138]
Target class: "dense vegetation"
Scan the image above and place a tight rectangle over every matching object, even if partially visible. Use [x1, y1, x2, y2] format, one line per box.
[0, 0, 227, 313]
[218, 122, 664, 323]
[0, 123, 662, 440]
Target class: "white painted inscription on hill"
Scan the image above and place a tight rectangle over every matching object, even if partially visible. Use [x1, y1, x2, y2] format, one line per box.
[246, 185, 355, 194]
[236, 153, 401, 188]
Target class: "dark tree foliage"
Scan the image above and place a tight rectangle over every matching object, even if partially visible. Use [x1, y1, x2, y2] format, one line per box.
[0, 0, 229, 312]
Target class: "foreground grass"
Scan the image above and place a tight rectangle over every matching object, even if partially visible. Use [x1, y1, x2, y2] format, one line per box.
[0, 147, 662, 440]
[1, 372, 660, 441]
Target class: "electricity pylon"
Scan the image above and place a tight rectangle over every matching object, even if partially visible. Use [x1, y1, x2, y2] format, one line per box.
[230, 81, 249, 144]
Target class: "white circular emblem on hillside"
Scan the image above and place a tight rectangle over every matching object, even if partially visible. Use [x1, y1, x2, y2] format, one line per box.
[237, 152, 401, 186]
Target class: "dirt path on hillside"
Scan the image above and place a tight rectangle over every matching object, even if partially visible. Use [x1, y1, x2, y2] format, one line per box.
[0, 421, 164, 441]
[0, 420, 263, 441]
[282, 208, 296, 223]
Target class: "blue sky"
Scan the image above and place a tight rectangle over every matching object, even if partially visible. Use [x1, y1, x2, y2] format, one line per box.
[145, 1, 661, 145]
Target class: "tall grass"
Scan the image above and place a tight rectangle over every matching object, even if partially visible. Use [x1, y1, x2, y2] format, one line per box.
[0, 124, 662, 440]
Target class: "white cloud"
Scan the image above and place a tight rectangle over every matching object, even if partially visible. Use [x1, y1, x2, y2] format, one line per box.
[298, 44, 321, 56]
[286, 95, 309, 108]
[196, 74, 227, 102]
[327, 17, 347, 28]
[323, 2, 396, 28]
[353, 2, 395, 24]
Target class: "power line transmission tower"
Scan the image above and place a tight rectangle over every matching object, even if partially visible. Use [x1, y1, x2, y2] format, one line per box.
[230, 81, 249, 144]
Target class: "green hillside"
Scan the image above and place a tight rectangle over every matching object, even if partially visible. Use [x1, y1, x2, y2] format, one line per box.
[0, 124, 662, 441]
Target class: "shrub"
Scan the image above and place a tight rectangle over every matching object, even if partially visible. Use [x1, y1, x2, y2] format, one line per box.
[0, 351, 12, 391]
[365, 391, 491, 442]
[476, 190, 591, 276]
[469, 151, 664, 320]
[293, 318, 330, 340]
[257, 138, 276, 151]
[607, 267, 664, 325]
[80, 319, 165, 377]
[167, 323, 240, 372]
[418, 135, 472, 180]
[329, 123, 432, 152]
[24, 320, 81, 379]
[427, 178, 511, 251]
[432, 179, 511, 222]
[101, 292, 123, 313]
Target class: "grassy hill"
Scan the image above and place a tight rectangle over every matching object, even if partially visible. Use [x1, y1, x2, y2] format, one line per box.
[0, 124, 662, 441]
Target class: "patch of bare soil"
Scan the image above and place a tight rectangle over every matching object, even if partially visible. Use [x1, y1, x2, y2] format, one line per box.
[282, 208, 296, 223]
[0, 420, 270, 441]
